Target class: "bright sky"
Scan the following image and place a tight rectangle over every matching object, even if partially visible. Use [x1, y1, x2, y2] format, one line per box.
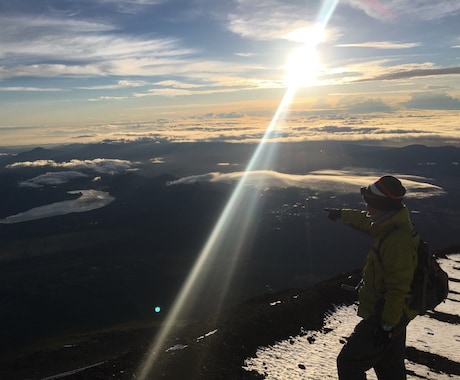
[1, 0, 460, 146]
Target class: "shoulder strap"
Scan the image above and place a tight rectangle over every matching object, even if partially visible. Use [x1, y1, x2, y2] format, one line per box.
[373, 226, 398, 264]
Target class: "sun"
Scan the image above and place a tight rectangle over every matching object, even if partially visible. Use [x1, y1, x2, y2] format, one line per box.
[285, 45, 321, 88]
[284, 27, 325, 89]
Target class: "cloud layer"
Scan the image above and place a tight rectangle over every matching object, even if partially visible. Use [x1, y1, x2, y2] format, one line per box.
[7, 158, 140, 173]
[168, 169, 445, 199]
[6, 158, 141, 187]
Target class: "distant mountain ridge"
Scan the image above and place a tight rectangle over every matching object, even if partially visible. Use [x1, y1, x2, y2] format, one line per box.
[1, 141, 460, 177]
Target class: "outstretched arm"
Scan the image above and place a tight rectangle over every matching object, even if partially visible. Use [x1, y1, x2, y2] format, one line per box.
[325, 208, 372, 235]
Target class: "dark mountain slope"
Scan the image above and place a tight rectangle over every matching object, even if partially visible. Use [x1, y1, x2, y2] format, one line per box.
[2, 249, 459, 380]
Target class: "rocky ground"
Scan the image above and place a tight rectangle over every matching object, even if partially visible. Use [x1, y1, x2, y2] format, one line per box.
[2, 254, 459, 380]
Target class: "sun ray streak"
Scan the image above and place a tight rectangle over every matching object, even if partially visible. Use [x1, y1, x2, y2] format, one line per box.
[137, 2, 339, 378]
[136, 85, 296, 380]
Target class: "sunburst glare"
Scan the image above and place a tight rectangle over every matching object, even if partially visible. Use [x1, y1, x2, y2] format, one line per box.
[136, 1, 339, 379]
[285, 26, 326, 89]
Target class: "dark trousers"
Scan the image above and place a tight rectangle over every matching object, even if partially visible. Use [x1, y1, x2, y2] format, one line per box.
[337, 318, 408, 380]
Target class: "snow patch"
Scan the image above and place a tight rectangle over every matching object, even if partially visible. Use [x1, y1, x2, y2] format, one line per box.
[243, 254, 460, 379]
[196, 329, 218, 342]
[166, 344, 188, 352]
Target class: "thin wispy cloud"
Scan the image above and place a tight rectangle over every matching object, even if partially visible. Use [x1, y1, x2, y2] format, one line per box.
[337, 42, 421, 49]
[19, 171, 89, 188]
[0, 87, 64, 92]
[0, 28, 193, 78]
[228, 8, 319, 42]
[168, 170, 445, 198]
[1, 0, 459, 146]
[6, 158, 140, 174]
[356, 66, 460, 83]
[79, 80, 150, 91]
[344, 0, 460, 21]
[89, 96, 130, 102]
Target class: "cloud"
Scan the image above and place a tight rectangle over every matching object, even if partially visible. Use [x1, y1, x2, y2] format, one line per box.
[0, 190, 115, 224]
[19, 171, 89, 188]
[215, 112, 246, 119]
[402, 92, 460, 110]
[150, 157, 165, 164]
[0, 0, 457, 111]
[344, 0, 460, 21]
[226, 1, 338, 43]
[131, 76, 276, 98]
[168, 170, 445, 198]
[18, 110, 456, 146]
[355, 66, 460, 83]
[78, 80, 150, 91]
[6, 158, 141, 174]
[0, 14, 196, 79]
[0, 4, 281, 95]
[0, 87, 64, 92]
[308, 125, 430, 138]
[337, 42, 421, 49]
[153, 80, 205, 89]
[88, 96, 130, 102]
[343, 0, 395, 20]
[94, 0, 165, 14]
[337, 97, 394, 113]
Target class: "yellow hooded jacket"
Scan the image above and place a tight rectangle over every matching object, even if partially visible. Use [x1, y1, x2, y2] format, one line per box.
[341, 207, 419, 327]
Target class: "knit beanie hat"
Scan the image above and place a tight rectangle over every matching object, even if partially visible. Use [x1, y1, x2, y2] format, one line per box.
[360, 175, 406, 211]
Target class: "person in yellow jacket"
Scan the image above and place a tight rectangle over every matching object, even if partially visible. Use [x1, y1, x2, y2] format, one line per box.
[326, 175, 419, 380]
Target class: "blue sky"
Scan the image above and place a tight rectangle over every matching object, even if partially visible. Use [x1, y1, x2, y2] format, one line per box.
[1, 0, 460, 146]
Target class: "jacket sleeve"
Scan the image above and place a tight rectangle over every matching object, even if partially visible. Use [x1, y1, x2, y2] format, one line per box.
[379, 235, 417, 327]
[341, 209, 372, 235]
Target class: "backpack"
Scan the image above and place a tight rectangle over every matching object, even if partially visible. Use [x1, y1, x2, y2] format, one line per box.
[375, 230, 449, 316]
[408, 239, 449, 315]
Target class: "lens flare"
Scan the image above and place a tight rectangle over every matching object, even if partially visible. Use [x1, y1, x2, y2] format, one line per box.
[285, 44, 321, 88]
[136, 84, 296, 380]
[136, 2, 339, 378]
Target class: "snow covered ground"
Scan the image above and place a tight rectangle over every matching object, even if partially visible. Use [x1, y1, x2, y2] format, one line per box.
[244, 253, 460, 380]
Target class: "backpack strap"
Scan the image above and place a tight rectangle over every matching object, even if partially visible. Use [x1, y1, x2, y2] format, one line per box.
[374, 225, 419, 266]
[373, 226, 398, 265]
[368, 226, 400, 312]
